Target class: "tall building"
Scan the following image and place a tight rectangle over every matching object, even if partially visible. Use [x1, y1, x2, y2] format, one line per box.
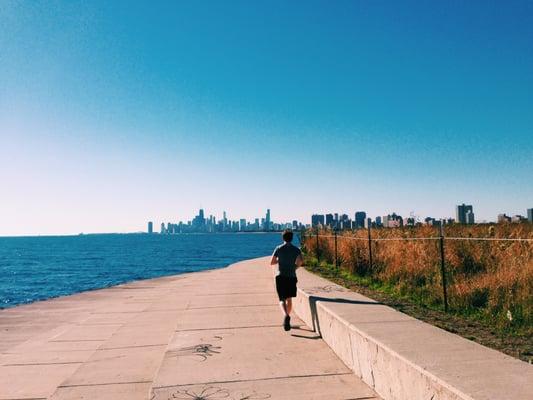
[528, 208, 533, 223]
[239, 219, 247, 231]
[311, 214, 325, 227]
[192, 209, 206, 229]
[325, 214, 334, 227]
[355, 211, 366, 229]
[339, 214, 350, 230]
[465, 210, 475, 224]
[147, 221, 153, 234]
[456, 204, 474, 224]
[265, 209, 271, 231]
[160, 222, 166, 234]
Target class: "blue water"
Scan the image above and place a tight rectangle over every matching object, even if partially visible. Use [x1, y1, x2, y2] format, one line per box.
[0, 233, 293, 309]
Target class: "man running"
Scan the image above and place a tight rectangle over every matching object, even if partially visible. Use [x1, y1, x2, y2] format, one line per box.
[270, 229, 303, 331]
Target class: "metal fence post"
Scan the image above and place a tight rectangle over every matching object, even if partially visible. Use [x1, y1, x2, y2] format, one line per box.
[439, 223, 449, 312]
[316, 228, 320, 263]
[334, 229, 338, 268]
[367, 224, 373, 270]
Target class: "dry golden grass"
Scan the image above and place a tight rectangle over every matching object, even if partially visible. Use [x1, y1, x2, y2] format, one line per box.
[303, 224, 533, 332]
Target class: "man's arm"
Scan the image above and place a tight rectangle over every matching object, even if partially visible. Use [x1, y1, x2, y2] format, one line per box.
[295, 254, 303, 268]
[270, 247, 279, 266]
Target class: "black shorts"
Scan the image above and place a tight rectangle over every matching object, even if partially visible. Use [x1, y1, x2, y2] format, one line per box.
[275, 275, 297, 301]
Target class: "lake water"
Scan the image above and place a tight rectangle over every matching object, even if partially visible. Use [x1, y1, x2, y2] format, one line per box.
[0, 233, 295, 308]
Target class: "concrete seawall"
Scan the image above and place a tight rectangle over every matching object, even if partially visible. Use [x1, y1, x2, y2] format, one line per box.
[293, 267, 533, 400]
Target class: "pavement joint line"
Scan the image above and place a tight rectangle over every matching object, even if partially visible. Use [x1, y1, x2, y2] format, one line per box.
[50, 339, 107, 342]
[2, 397, 47, 400]
[99, 343, 167, 350]
[2, 349, 97, 354]
[354, 319, 417, 324]
[57, 380, 152, 389]
[175, 324, 282, 332]
[186, 304, 278, 310]
[91, 311, 140, 314]
[152, 371, 354, 389]
[189, 292, 275, 296]
[4, 361, 84, 366]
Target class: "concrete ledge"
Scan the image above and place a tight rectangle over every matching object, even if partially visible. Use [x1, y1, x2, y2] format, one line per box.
[294, 268, 533, 400]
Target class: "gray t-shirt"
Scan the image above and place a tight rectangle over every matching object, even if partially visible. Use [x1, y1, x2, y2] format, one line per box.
[273, 242, 301, 278]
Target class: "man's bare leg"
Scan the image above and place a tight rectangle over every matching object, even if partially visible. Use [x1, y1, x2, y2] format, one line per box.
[280, 299, 291, 331]
[286, 298, 292, 315]
[279, 300, 289, 316]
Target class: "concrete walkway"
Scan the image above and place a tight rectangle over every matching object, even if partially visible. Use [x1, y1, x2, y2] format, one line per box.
[0, 257, 380, 400]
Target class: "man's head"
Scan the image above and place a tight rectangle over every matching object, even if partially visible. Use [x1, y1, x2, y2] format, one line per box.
[282, 229, 293, 243]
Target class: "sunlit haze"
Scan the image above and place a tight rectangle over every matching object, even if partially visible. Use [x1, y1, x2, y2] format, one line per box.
[1, 1, 532, 236]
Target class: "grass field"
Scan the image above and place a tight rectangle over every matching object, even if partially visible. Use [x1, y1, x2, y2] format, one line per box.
[302, 224, 532, 337]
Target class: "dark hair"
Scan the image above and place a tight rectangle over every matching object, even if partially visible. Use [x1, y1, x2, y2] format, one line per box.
[282, 229, 293, 242]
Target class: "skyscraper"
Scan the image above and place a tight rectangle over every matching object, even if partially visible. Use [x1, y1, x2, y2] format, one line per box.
[355, 211, 367, 229]
[527, 208, 533, 223]
[456, 204, 474, 224]
[465, 210, 475, 224]
[325, 214, 334, 227]
[147, 221, 153, 234]
[192, 209, 206, 229]
[160, 222, 166, 234]
[265, 209, 271, 231]
[311, 214, 325, 227]
[223, 211, 227, 231]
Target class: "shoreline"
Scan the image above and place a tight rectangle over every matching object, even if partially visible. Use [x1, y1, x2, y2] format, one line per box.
[0, 231, 291, 239]
[0, 259, 246, 311]
[1, 233, 284, 311]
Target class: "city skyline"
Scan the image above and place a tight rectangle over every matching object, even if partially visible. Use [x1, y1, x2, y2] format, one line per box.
[2, 2, 532, 236]
[147, 204, 533, 236]
[153, 208, 304, 234]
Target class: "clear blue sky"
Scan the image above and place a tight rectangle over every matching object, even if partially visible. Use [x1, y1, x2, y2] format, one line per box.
[1, 1, 532, 235]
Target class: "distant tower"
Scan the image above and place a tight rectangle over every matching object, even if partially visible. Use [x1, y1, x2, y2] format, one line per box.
[465, 209, 475, 224]
[355, 211, 367, 229]
[147, 221, 153, 234]
[160, 222, 166, 234]
[528, 208, 533, 223]
[265, 209, 271, 231]
[456, 204, 474, 224]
